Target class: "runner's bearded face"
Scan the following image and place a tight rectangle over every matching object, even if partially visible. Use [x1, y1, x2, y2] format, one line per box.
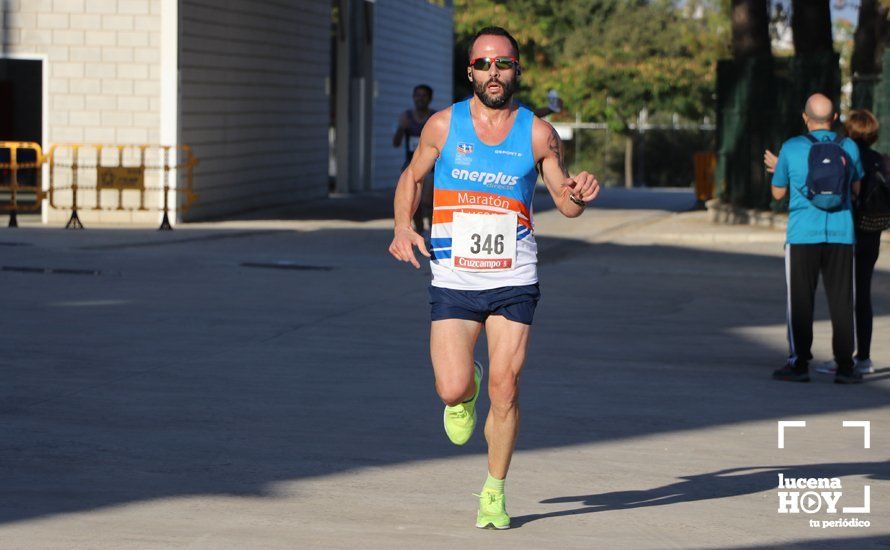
[471, 57, 519, 109]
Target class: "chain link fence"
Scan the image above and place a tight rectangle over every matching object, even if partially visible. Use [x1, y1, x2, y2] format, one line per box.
[557, 124, 715, 189]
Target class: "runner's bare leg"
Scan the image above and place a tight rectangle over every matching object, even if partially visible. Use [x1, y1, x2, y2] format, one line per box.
[483, 315, 531, 478]
[431, 319, 483, 405]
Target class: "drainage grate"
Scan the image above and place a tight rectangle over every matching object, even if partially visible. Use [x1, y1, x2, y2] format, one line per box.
[240, 261, 333, 271]
[2, 266, 102, 276]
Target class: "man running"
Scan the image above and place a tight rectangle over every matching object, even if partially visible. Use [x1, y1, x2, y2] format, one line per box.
[388, 26, 599, 529]
[393, 84, 436, 232]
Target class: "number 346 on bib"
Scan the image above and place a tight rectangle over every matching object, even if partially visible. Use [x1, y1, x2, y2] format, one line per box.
[451, 212, 518, 272]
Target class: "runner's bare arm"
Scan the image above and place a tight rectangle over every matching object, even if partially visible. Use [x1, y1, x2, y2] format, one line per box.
[532, 117, 600, 218]
[389, 108, 451, 268]
[392, 111, 408, 147]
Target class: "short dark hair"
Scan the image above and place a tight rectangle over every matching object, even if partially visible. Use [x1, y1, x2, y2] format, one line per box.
[414, 84, 433, 97]
[468, 26, 520, 62]
[845, 109, 879, 146]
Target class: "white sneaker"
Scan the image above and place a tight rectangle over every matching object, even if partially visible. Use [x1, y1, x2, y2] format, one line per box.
[854, 358, 874, 375]
[814, 360, 837, 375]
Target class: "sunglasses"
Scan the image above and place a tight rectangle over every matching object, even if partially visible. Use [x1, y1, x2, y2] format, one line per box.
[470, 56, 519, 71]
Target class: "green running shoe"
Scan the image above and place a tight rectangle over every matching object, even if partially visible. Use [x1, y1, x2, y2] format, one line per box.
[475, 489, 510, 529]
[443, 360, 483, 446]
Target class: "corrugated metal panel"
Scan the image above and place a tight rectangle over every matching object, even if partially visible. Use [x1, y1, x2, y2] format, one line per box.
[179, 0, 331, 220]
[371, 0, 453, 190]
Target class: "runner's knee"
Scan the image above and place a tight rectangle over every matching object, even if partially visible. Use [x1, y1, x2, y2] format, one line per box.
[488, 373, 519, 410]
[436, 377, 474, 405]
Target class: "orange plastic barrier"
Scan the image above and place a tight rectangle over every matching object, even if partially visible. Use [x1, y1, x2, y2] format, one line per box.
[694, 152, 716, 202]
[47, 144, 198, 230]
[0, 142, 44, 227]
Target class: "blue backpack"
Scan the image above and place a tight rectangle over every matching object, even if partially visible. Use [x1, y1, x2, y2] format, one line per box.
[804, 134, 851, 211]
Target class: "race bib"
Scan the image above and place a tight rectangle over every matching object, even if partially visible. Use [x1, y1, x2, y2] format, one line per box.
[407, 135, 420, 153]
[451, 212, 517, 272]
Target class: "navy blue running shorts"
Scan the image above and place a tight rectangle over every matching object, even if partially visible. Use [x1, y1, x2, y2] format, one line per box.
[429, 284, 541, 325]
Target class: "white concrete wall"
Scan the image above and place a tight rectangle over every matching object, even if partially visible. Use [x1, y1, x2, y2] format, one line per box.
[371, 0, 453, 190]
[5, 0, 164, 224]
[5, 0, 161, 145]
[178, 0, 330, 221]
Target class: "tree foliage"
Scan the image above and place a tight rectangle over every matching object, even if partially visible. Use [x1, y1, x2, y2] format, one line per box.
[454, 0, 729, 132]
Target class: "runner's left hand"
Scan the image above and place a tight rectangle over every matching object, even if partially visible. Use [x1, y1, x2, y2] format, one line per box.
[564, 172, 600, 204]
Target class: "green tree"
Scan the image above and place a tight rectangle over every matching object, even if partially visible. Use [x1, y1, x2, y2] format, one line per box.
[455, 0, 725, 126]
[454, 0, 728, 186]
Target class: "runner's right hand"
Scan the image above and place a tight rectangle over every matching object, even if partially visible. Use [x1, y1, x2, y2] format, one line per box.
[764, 150, 777, 174]
[389, 227, 430, 269]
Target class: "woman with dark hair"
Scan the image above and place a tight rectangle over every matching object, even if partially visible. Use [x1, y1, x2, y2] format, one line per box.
[817, 109, 887, 375]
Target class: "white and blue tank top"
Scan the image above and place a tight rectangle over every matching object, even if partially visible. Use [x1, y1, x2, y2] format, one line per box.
[430, 99, 539, 290]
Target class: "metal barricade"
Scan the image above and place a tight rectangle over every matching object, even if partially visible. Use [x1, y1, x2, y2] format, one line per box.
[47, 144, 198, 230]
[0, 142, 45, 227]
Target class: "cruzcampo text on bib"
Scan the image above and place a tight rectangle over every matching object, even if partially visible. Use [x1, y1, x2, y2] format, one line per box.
[450, 212, 518, 272]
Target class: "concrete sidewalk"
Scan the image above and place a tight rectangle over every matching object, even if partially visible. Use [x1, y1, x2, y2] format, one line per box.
[0, 187, 887, 549]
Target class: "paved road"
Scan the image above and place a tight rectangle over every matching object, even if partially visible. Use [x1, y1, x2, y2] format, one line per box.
[1, 187, 887, 549]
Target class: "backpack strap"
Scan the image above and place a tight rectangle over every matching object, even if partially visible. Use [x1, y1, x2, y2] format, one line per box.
[833, 134, 846, 145]
[803, 134, 818, 144]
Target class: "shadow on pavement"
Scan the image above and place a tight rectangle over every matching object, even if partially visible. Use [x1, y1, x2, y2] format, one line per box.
[0, 223, 886, 527]
[511, 461, 889, 528]
[733, 535, 890, 549]
[201, 186, 694, 224]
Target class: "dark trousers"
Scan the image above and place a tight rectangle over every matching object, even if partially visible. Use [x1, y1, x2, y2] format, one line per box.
[785, 244, 854, 369]
[855, 229, 882, 360]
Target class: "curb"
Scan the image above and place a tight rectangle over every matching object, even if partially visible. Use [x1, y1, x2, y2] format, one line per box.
[705, 199, 787, 230]
[705, 199, 890, 243]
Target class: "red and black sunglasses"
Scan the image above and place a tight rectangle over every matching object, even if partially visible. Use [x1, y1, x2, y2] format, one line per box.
[469, 56, 519, 71]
